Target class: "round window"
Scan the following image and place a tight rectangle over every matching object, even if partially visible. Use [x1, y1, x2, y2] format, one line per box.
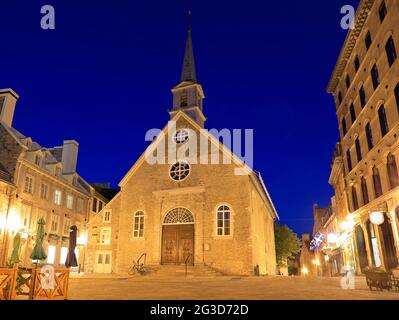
[173, 129, 189, 144]
[170, 161, 190, 181]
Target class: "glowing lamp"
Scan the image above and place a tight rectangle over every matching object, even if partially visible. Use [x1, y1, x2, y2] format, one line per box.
[370, 211, 384, 225]
[312, 259, 320, 266]
[302, 267, 309, 275]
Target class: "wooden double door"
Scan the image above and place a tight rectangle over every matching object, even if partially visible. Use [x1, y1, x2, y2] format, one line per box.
[161, 224, 194, 265]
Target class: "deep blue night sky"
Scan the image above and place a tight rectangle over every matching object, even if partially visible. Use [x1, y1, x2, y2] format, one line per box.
[1, 0, 360, 236]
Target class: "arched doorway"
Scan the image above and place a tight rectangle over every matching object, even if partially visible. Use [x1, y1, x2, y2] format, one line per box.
[379, 213, 398, 269]
[355, 225, 368, 272]
[161, 208, 194, 265]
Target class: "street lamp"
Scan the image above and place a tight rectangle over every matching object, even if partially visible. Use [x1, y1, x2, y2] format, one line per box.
[301, 266, 309, 276]
[370, 211, 384, 225]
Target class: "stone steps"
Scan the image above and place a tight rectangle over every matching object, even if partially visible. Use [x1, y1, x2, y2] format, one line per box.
[146, 264, 225, 277]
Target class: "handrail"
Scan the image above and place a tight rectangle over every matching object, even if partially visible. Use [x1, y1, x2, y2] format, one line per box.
[137, 253, 147, 267]
[185, 254, 192, 277]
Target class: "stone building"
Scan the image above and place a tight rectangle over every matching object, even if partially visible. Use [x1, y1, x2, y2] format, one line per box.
[298, 234, 316, 276]
[85, 23, 278, 276]
[325, 0, 399, 274]
[0, 88, 109, 269]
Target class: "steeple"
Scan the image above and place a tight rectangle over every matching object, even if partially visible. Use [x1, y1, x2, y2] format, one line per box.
[180, 12, 197, 83]
[170, 12, 206, 127]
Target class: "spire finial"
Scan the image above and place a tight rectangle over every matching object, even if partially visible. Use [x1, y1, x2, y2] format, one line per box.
[188, 10, 192, 32]
[180, 11, 197, 82]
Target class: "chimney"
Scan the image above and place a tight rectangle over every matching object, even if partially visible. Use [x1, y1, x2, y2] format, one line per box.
[302, 233, 310, 242]
[0, 89, 19, 128]
[61, 140, 79, 174]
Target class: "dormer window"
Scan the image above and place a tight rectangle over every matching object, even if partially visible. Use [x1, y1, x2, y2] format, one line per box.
[55, 167, 62, 177]
[180, 91, 188, 107]
[34, 154, 42, 166]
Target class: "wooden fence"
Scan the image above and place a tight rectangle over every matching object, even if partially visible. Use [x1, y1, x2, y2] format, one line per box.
[0, 265, 17, 300]
[29, 266, 70, 300]
[0, 265, 69, 300]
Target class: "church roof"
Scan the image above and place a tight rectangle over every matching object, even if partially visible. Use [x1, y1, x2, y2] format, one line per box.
[180, 13, 197, 83]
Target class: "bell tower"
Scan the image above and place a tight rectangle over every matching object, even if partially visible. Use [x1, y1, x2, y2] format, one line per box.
[169, 12, 206, 127]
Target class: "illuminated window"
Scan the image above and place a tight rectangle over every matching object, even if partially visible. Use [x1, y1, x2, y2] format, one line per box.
[54, 190, 62, 206]
[217, 205, 231, 236]
[133, 211, 144, 238]
[24, 175, 34, 194]
[100, 228, 111, 245]
[60, 247, 68, 264]
[47, 246, 56, 264]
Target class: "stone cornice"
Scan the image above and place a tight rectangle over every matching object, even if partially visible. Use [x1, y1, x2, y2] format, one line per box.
[327, 0, 375, 94]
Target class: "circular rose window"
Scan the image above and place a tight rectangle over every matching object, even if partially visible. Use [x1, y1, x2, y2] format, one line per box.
[170, 161, 190, 181]
[173, 129, 189, 144]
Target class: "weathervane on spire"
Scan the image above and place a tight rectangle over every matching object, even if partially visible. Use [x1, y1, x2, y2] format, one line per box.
[188, 10, 192, 32]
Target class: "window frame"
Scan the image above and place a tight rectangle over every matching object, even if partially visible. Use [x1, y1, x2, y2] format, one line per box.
[385, 36, 397, 67]
[100, 227, 112, 245]
[54, 189, 62, 206]
[24, 174, 34, 194]
[103, 209, 112, 223]
[133, 211, 145, 238]
[215, 205, 233, 238]
[66, 194, 74, 210]
[378, 105, 389, 137]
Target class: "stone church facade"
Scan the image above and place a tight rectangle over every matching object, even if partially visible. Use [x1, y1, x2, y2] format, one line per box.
[85, 23, 278, 276]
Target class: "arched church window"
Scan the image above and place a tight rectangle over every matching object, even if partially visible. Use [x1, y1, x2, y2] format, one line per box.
[170, 161, 190, 181]
[217, 205, 231, 236]
[133, 211, 144, 238]
[173, 129, 189, 144]
[164, 208, 194, 224]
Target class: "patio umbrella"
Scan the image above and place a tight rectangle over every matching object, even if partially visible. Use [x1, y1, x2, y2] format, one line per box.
[9, 232, 21, 266]
[65, 225, 78, 267]
[30, 218, 47, 261]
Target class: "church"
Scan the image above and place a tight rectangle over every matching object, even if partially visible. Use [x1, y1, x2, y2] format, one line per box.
[84, 21, 278, 276]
